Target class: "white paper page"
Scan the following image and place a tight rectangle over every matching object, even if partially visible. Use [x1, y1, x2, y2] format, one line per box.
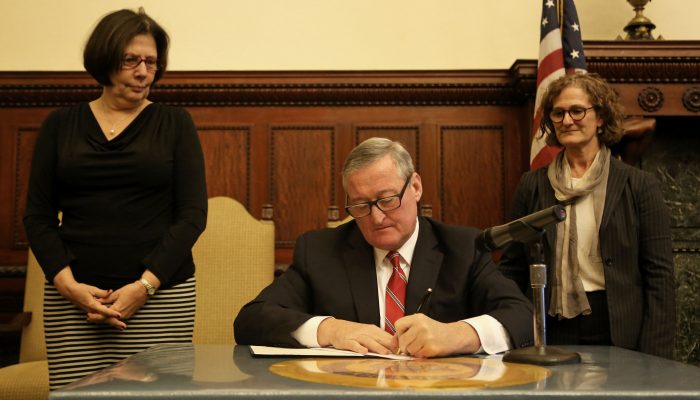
[249, 345, 414, 360]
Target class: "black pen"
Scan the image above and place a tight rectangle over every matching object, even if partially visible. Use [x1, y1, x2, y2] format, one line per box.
[415, 288, 432, 314]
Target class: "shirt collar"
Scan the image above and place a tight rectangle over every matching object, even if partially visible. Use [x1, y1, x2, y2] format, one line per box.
[373, 217, 420, 267]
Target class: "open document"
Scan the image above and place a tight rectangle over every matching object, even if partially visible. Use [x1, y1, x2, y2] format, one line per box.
[249, 345, 414, 360]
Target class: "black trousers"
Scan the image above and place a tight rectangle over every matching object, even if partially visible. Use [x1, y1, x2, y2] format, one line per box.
[546, 290, 612, 346]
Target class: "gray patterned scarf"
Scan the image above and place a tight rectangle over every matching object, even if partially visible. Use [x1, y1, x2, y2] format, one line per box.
[546, 145, 610, 319]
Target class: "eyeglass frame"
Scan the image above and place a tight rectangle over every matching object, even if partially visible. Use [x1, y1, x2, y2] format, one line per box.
[344, 174, 412, 218]
[549, 106, 595, 123]
[121, 54, 160, 71]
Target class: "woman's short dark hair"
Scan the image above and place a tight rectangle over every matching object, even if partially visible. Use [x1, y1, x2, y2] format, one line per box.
[539, 72, 625, 147]
[83, 8, 169, 86]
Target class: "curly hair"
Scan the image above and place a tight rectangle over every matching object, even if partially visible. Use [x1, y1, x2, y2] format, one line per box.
[538, 73, 625, 147]
[83, 8, 169, 87]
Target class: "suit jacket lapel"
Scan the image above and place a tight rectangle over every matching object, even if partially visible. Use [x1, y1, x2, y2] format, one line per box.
[404, 218, 443, 315]
[601, 158, 628, 230]
[537, 170, 558, 252]
[343, 225, 380, 326]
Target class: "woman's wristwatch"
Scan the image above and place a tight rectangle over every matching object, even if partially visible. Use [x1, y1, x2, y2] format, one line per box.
[138, 278, 156, 296]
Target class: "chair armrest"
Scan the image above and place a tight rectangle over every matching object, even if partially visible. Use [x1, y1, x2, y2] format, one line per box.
[0, 312, 31, 332]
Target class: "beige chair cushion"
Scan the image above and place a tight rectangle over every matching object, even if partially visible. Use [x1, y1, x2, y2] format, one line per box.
[0, 360, 49, 400]
[20, 251, 46, 363]
[192, 197, 274, 345]
[327, 215, 354, 228]
[0, 249, 49, 399]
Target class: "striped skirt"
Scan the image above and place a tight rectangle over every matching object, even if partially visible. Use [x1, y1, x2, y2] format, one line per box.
[43, 277, 195, 390]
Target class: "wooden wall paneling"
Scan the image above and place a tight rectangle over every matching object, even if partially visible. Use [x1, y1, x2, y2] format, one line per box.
[0, 69, 541, 272]
[0, 112, 16, 254]
[416, 123, 441, 221]
[330, 124, 354, 221]
[355, 126, 420, 159]
[196, 126, 251, 207]
[3, 44, 696, 271]
[0, 108, 53, 267]
[2, 123, 14, 252]
[440, 124, 506, 230]
[12, 128, 38, 249]
[503, 106, 532, 216]
[270, 126, 335, 248]
[249, 122, 271, 222]
[355, 126, 420, 182]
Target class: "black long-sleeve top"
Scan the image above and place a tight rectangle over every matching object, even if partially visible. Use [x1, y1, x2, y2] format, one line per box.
[24, 102, 207, 289]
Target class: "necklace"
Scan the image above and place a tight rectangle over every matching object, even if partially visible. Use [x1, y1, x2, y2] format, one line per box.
[100, 99, 143, 137]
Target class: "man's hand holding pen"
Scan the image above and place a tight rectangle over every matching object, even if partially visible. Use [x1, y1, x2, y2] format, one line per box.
[318, 287, 481, 358]
[393, 315, 481, 358]
[392, 287, 482, 358]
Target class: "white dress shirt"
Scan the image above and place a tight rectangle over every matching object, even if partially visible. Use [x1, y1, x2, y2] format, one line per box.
[292, 218, 512, 354]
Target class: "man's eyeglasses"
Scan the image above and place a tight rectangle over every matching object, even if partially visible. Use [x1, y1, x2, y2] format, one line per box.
[345, 175, 412, 218]
[121, 55, 159, 71]
[549, 106, 595, 123]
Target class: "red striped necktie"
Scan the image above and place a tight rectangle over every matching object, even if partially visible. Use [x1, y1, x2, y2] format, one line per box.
[384, 250, 407, 334]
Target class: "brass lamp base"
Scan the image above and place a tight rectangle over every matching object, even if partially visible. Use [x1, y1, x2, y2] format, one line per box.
[503, 346, 581, 366]
[623, 0, 657, 40]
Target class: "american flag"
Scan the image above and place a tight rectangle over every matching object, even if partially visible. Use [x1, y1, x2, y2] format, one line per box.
[530, 0, 587, 170]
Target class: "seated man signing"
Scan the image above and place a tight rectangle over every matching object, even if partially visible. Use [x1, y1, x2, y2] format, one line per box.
[234, 137, 533, 357]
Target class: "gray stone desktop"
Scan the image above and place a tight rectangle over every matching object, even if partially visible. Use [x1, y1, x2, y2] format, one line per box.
[641, 120, 700, 365]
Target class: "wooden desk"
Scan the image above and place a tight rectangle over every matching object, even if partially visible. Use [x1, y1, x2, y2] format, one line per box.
[50, 344, 700, 399]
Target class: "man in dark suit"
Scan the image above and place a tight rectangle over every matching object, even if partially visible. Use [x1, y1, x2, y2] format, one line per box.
[234, 138, 533, 357]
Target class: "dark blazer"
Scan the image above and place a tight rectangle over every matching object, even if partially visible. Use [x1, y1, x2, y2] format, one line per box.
[234, 217, 534, 350]
[499, 157, 675, 358]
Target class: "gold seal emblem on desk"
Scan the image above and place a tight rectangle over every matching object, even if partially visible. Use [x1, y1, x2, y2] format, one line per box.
[270, 357, 550, 390]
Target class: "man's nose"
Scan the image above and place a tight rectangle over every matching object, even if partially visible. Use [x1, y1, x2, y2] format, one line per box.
[369, 205, 386, 223]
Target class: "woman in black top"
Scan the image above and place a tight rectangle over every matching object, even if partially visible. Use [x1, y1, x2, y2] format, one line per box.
[24, 8, 207, 389]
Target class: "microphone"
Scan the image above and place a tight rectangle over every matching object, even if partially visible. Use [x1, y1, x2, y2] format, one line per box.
[476, 205, 566, 252]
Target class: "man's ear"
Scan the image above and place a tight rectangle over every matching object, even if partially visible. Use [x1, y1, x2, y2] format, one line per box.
[411, 173, 423, 202]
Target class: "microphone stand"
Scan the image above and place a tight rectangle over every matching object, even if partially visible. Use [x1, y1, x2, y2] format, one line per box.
[502, 228, 581, 365]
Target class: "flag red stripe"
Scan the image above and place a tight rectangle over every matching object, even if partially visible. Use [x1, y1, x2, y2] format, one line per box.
[531, 111, 542, 137]
[536, 48, 565, 87]
[530, 0, 586, 170]
[531, 146, 562, 171]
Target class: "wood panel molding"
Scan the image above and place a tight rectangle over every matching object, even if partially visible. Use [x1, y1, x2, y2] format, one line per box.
[585, 41, 700, 83]
[2, 41, 699, 108]
[0, 71, 532, 108]
[682, 87, 700, 112]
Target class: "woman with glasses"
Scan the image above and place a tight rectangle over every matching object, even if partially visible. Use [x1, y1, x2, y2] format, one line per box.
[24, 8, 207, 389]
[499, 73, 675, 358]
